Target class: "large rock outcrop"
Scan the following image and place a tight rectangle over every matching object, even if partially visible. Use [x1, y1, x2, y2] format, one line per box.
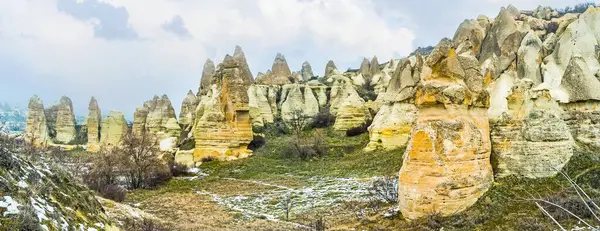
[99, 111, 128, 148]
[491, 80, 574, 178]
[193, 54, 253, 161]
[25, 95, 50, 146]
[301, 61, 314, 82]
[132, 101, 151, 137]
[325, 60, 340, 77]
[54, 96, 77, 144]
[398, 40, 493, 219]
[280, 84, 320, 123]
[87, 97, 101, 151]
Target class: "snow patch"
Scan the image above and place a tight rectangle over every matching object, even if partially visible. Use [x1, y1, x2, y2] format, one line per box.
[0, 196, 21, 216]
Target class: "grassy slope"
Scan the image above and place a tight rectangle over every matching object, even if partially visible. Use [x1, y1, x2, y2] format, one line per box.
[125, 129, 600, 230]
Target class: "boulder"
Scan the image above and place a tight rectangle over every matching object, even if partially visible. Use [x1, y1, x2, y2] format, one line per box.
[54, 96, 77, 144]
[25, 95, 50, 146]
[86, 97, 101, 151]
[99, 111, 128, 148]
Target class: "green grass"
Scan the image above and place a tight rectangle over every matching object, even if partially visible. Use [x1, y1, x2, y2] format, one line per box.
[201, 129, 405, 181]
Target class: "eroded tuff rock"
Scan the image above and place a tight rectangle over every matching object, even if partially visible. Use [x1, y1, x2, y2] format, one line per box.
[194, 54, 253, 161]
[258, 53, 293, 85]
[132, 102, 151, 137]
[233, 45, 254, 83]
[87, 97, 101, 151]
[25, 95, 49, 146]
[301, 61, 314, 82]
[54, 96, 77, 144]
[325, 60, 340, 77]
[100, 111, 128, 148]
[491, 80, 573, 178]
[146, 95, 181, 138]
[333, 83, 372, 131]
[179, 90, 199, 128]
[281, 84, 320, 123]
[399, 40, 493, 219]
[198, 59, 216, 97]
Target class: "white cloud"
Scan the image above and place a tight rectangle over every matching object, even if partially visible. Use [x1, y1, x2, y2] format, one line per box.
[0, 0, 415, 117]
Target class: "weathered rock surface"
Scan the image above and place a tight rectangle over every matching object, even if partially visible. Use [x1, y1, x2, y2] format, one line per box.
[562, 101, 600, 153]
[87, 97, 101, 151]
[333, 84, 372, 131]
[365, 103, 417, 151]
[258, 53, 292, 85]
[193, 54, 253, 161]
[54, 96, 77, 144]
[325, 60, 340, 77]
[301, 61, 314, 81]
[100, 111, 128, 148]
[132, 102, 150, 137]
[179, 90, 199, 128]
[491, 80, 574, 178]
[280, 84, 320, 123]
[146, 95, 181, 138]
[399, 40, 493, 219]
[25, 95, 50, 146]
[198, 59, 216, 97]
[233, 45, 254, 83]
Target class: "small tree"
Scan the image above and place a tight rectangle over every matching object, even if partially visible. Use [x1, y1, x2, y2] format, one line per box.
[285, 109, 311, 139]
[120, 130, 171, 189]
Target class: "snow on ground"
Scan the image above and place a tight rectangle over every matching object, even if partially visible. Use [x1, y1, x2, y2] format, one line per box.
[0, 196, 21, 216]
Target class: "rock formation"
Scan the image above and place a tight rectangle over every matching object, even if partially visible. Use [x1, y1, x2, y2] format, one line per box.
[325, 60, 340, 77]
[25, 95, 49, 146]
[54, 96, 77, 144]
[87, 97, 101, 151]
[179, 90, 199, 128]
[333, 84, 372, 131]
[233, 45, 254, 83]
[301, 61, 314, 82]
[146, 95, 181, 138]
[132, 102, 151, 137]
[193, 54, 253, 161]
[198, 59, 216, 97]
[258, 53, 293, 85]
[491, 79, 573, 178]
[100, 111, 128, 148]
[280, 84, 320, 123]
[398, 39, 493, 219]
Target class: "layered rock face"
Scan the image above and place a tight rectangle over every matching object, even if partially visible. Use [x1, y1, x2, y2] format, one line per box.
[54, 96, 77, 144]
[398, 40, 493, 219]
[491, 80, 573, 178]
[87, 97, 101, 151]
[100, 111, 128, 147]
[194, 54, 253, 161]
[25, 95, 50, 146]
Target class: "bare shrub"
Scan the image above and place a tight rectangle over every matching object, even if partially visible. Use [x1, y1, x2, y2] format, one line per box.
[290, 131, 328, 160]
[122, 217, 171, 231]
[119, 131, 172, 189]
[285, 109, 311, 139]
[312, 107, 336, 128]
[309, 215, 327, 231]
[100, 184, 127, 202]
[169, 163, 189, 177]
[369, 176, 399, 203]
[281, 193, 294, 221]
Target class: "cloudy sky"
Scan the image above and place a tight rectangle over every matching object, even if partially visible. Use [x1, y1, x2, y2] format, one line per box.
[0, 0, 589, 119]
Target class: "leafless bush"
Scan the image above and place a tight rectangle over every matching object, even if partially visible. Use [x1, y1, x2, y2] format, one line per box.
[119, 131, 172, 189]
[281, 193, 294, 221]
[122, 217, 171, 231]
[285, 109, 311, 139]
[369, 176, 399, 203]
[290, 131, 328, 160]
[309, 215, 327, 231]
[100, 184, 127, 202]
[311, 107, 336, 128]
